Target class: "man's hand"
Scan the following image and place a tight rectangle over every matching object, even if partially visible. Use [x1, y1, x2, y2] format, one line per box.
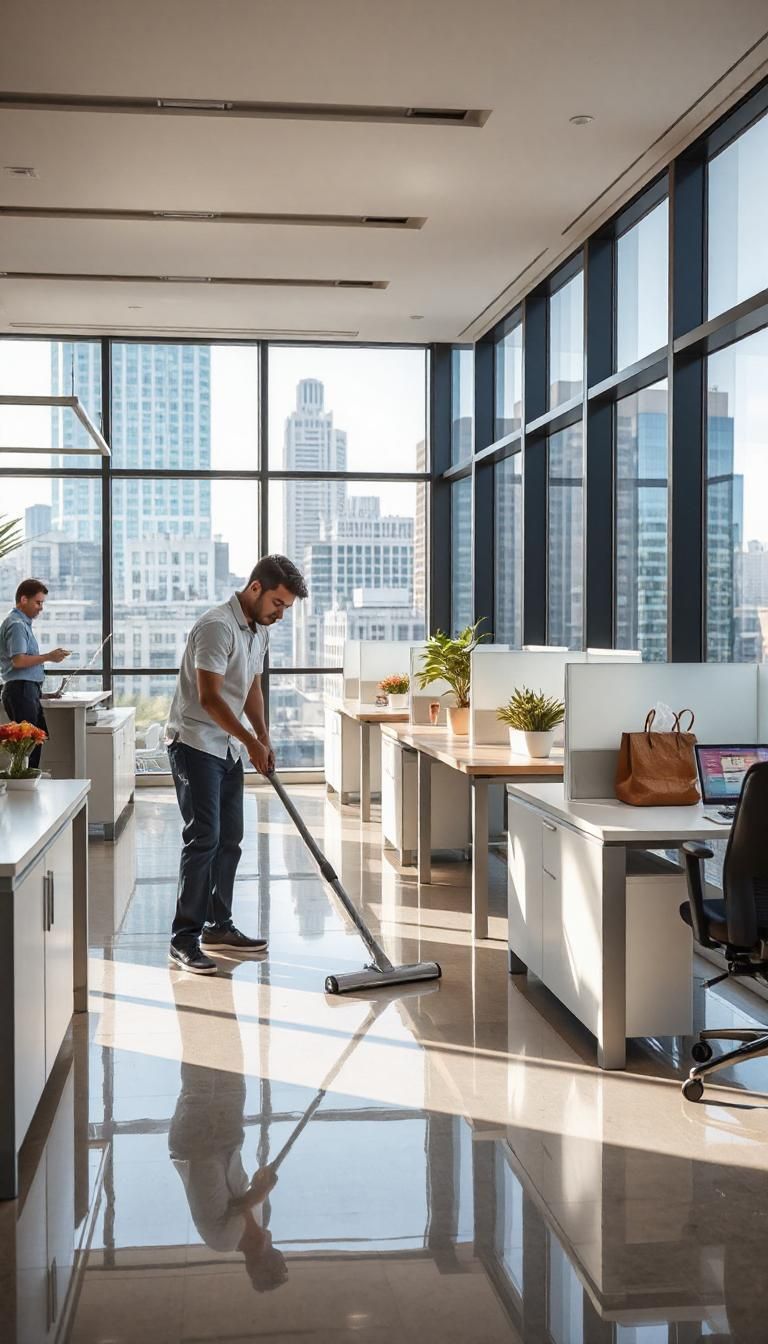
[247, 735, 272, 775]
[47, 647, 70, 664]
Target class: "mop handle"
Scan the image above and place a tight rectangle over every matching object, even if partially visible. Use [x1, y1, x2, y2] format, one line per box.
[266, 772, 392, 972]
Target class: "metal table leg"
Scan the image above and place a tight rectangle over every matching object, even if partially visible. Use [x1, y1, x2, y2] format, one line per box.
[417, 751, 432, 885]
[360, 721, 371, 822]
[471, 778, 489, 940]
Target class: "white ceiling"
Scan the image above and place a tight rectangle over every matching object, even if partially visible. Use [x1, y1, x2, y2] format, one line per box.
[1, 0, 767, 343]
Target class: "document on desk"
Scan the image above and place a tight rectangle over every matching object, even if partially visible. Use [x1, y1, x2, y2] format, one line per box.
[703, 813, 732, 826]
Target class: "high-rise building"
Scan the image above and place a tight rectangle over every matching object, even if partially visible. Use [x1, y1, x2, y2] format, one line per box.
[615, 386, 669, 661]
[706, 388, 741, 660]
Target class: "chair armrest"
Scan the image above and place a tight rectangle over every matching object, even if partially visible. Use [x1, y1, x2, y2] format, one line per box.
[682, 841, 714, 861]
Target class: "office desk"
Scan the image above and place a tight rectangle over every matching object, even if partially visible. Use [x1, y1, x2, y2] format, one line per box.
[506, 781, 730, 1069]
[39, 691, 111, 779]
[324, 699, 409, 822]
[383, 724, 563, 940]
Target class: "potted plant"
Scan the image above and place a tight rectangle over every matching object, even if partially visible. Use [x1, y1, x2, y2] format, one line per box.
[0, 720, 47, 788]
[0, 513, 23, 562]
[497, 686, 565, 759]
[416, 620, 488, 736]
[378, 673, 410, 710]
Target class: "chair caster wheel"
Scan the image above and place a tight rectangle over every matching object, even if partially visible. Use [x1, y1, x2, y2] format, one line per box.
[325, 976, 339, 995]
[691, 1041, 713, 1064]
[682, 1077, 704, 1103]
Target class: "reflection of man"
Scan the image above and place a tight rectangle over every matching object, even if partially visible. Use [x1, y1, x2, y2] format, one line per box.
[0, 578, 69, 769]
[168, 979, 288, 1292]
[165, 554, 307, 975]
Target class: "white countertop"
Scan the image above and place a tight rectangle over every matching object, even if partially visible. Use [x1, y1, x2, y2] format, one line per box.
[0, 779, 90, 878]
[40, 691, 111, 709]
[506, 781, 731, 844]
[86, 706, 135, 733]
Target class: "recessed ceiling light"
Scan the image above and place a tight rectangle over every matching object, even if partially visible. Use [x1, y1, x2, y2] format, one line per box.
[128, 304, 142, 310]
[569, 114, 594, 126]
[3, 165, 38, 177]
[410, 314, 424, 320]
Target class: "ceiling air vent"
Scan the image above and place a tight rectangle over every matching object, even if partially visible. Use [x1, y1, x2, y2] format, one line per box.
[1, 270, 388, 290]
[0, 92, 490, 128]
[10, 322, 361, 338]
[0, 205, 424, 229]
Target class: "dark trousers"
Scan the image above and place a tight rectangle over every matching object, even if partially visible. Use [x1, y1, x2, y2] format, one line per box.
[1, 680, 48, 769]
[168, 740, 244, 947]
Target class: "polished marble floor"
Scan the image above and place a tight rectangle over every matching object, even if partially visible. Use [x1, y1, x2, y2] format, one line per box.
[4, 784, 768, 1343]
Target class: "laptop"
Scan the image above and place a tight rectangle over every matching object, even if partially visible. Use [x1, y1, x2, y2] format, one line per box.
[42, 634, 112, 699]
[694, 744, 768, 821]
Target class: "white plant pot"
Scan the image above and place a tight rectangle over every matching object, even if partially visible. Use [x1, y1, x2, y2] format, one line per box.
[509, 728, 555, 759]
[3, 774, 41, 790]
[447, 706, 469, 736]
[387, 693, 409, 710]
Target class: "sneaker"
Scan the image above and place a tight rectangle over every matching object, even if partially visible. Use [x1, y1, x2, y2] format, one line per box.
[169, 943, 218, 975]
[201, 925, 268, 954]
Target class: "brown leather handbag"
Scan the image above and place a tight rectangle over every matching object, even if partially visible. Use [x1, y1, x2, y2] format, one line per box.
[615, 709, 700, 806]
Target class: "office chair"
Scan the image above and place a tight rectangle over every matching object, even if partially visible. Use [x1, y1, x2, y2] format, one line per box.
[680, 761, 768, 1102]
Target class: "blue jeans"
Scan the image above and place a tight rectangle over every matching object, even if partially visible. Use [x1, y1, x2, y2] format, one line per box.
[168, 740, 244, 947]
[1, 680, 47, 769]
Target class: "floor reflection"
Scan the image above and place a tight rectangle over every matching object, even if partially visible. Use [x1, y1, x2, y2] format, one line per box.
[4, 786, 768, 1342]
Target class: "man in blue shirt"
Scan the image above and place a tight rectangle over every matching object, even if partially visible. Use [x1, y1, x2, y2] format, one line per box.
[0, 578, 70, 769]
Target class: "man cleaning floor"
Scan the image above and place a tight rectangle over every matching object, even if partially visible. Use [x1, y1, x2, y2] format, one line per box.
[165, 554, 308, 974]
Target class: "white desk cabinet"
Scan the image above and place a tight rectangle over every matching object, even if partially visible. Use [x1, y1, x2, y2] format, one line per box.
[381, 731, 471, 865]
[86, 707, 136, 838]
[507, 788, 693, 1065]
[0, 780, 89, 1198]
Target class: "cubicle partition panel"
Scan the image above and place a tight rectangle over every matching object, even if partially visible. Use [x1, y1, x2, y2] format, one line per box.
[564, 662, 760, 800]
[585, 649, 642, 664]
[342, 641, 361, 700]
[470, 650, 579, 746]
[409, 644, 449, 724]
[358, 641, 418, 705]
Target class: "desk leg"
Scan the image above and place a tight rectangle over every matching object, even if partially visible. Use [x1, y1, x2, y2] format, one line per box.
[73, 708, 87, 778]
[597, 846, 627, 1070]
[471, 779, 489, 941]
[73, 802, 89, 1014]
[417, 752, 432, 885]
[360, 722, 371, 823]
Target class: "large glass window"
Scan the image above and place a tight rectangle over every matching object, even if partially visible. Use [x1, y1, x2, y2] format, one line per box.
[268, 345, 427, 472]
[708, 109, 768, 320]
[616, 199, 669, 370]
[451, 346, 474, 464]
[495, 322, 523, 438]
[548, 272, 583, 408]
[451, 476, 473, 633]
[111, 479, 259, 670]
[111, 343, 259, 471]
[494, 454, 522, 646]
[706, 327, 768, 662]
[0, 472, 104, 679]
[269, 673, 340, 769]
[267, 480, 426, 668]
[0, 338, 103, 468]
[547, 426, 583, 649]
[615, 382, 668, 660]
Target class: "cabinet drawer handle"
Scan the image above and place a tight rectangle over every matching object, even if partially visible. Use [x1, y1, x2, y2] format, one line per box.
[542, 821, 557, 833]
[43, 876, 49, 932]
[48, 871, 55, 929]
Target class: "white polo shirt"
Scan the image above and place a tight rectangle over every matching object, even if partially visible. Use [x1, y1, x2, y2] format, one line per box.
[165, 593, 269, 760]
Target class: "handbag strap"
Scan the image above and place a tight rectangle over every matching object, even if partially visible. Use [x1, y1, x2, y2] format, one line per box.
[673, 708, 695, 734]
[644, 709, 656, 734]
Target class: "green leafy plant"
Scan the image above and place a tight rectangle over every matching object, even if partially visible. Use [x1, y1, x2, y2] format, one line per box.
[0, 514, 23, 562]
[416, 620, 488, 709]
[379, 673, 410, 696]
[497, 686, 565, 732]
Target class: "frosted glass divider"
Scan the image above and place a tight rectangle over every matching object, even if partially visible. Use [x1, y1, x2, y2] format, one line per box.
[342, 641, 361, 700]
[470, 650, 580, 746]
[358, 641, 419, 704]
[564, 661, 760, 800]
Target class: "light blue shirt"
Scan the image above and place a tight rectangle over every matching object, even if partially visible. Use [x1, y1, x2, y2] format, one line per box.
[0, 608, 44, 684]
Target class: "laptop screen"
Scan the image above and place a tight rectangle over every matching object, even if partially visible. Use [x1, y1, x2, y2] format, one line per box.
[695, 745, 768, 803]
